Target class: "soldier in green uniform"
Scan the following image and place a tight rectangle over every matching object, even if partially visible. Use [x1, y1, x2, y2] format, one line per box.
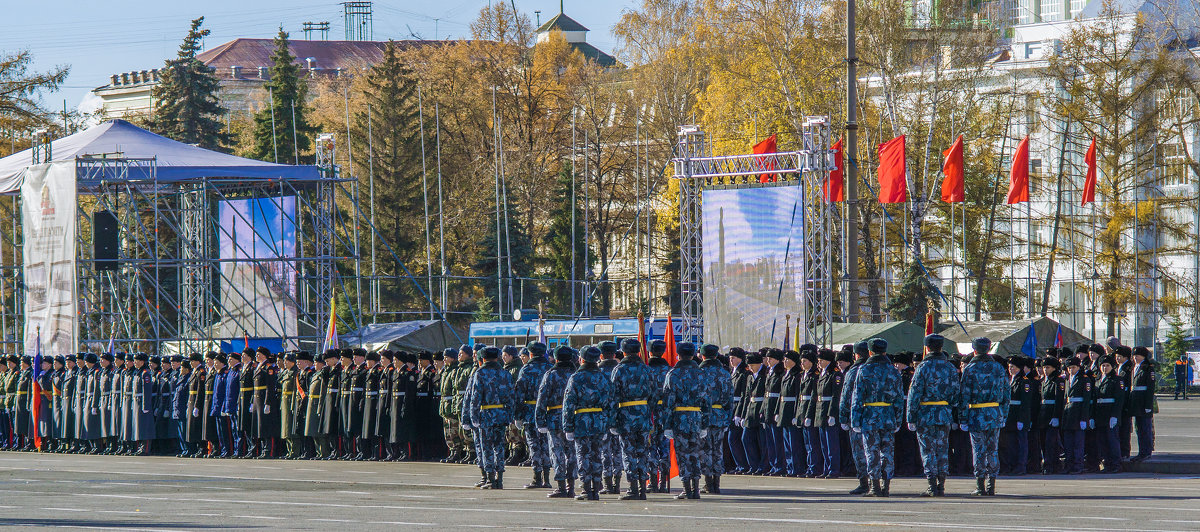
[454, 345, 478, 464]
[292, 351, 315, 459]
[309, 352, 335, 459]
[438, 348, 462, 463]
[278, 352, 298, 459]
[321, 351, 343, 459]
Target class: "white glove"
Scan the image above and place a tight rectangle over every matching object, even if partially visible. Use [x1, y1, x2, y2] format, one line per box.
[840, 423, 850, 431]
[893, 425, 900, 433]
[803, 418, 812, 427]
[192, 408, 199, 417]
[907, 423, 916, 431]
[91, 408, 98, 415]
[472, 423, 481, 429]
[699, 429, 708, 438]
[1050, 418, 1059, 427]
[263, 404, 270, 415]
[1079, 421, 1087, 430]
[733, 416, 743, 426]
[249, 404, 257, 414]
[609, 428, 619, 435]
[1016, 422, 1024, 431]
[828, 417, 836, 427]
[565, 432, 575, 441]
[221, 412, 229, 417]
[959, 424, 969, 432]
[774, 415, 780, 423]
[1109, 417, 1117, 429]
[664, 430, 675, 440]
[537, 427, 548, 434]
[852, 426, 862, 433]
[1088, 419, 1095, 430]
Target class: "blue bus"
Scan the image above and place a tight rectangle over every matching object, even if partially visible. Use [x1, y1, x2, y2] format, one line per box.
[468, 317, 690, 349]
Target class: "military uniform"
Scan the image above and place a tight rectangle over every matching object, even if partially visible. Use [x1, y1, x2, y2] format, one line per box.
[797, 354, 822, 478]
[502, 350, 526, 466]
[251, 357, 280, 457]
[1128, 350, 1156, 461]
[562, 347, 613, 500]
[437, 354, 463, 462]
[905, 340, 959, 497]
[838, 345, 869, 492]
[1001, 357, 1034, 476]
[1061, 358, 1092, 474]
[957, 343, 1011, 496]
[1037, 359, 1065, 473]
[849, 341, 904, 497]
[466, 348, 517, 488]
[662, 344, 710, 499]
[727, 350, 751, 473]
[596, 346, 623, 493]
[814, 350, 843, 478]
[360, 357, 384, 459]
[699, 346, 733, 494]
[278, 358, 298, 458]
[536, 347, 579, 497]
[608, 339, 657, 499]
[414, 353, 443, 460]
[776, 356, 804, 477]
[1093, 359, 1125, 472]
[515, 343, 552, 488]
[646, 350, 673, 490]
[761, 355, 786, 475]
[387, 355, 418, 460]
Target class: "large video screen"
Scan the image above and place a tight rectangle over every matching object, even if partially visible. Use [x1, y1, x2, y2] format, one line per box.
[702, 185, 806, 349]
[215, 196, 298, 341]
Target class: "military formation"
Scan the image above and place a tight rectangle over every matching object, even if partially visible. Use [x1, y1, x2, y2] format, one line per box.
[0, 333, 1158, 500]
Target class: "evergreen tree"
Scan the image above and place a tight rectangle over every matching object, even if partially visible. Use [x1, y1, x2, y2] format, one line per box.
[250, 28, 314, 164]
[151, 17, 227, 150]
[1162, 316, 1190, 384]
[885, 261, 940, 323]
[475, 192, 537, 318]
[541, 165, 590, 316]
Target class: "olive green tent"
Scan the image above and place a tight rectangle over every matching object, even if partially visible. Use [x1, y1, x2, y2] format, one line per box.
[941, 317, 1089, 356]
[827, 321, 959, 354]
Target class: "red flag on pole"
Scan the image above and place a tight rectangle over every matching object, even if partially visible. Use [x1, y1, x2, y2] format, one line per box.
[663, 315, 678, 367]
[1082, 138, 1098, 206]
[782, 314, 791, 350]
[941, 135, 965, 203]
[637, 312, 647, 360]
[1006, 136, 1031, 204]
[752, 135, 778, 183]
[877, 135, 907, 203]
[825, 138, 846, 202]
[31, 328, 43, 451]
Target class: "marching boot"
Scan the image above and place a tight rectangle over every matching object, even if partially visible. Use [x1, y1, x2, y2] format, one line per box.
[986, 476, 995, 496]
[879, 478, 891, 497]
[711, 475, 721, 495]
[849, 476, 869, 495]
[575, 480, 591, 501]
[675, 480, 690, 500]
[612, 476, 621, 496]
[660, 467, 671, 492]
[525, 468, 543, 489]
[638, 479, 649, 500]
[480, 471, 495, 489]
[971, 477, 986, 496]
[548, 479, 571, 498]
[566, 478, 576, 498]
[541, 468, 553, 488]
[474, 467, 489, 488]
[441, 449, 458, 463]
[598, 476, 612, 494]
[619, 476, 639, 500]
[701, 475, 712, 494]
[461, 449, 477, 465]
[864, 477, 881, 497]
[921, 476, 938, 497]
[383, 443, 396, 462]
[936, 475, 946, 496]
[689, 478, 701, 499]
[493, 471, 503, 489]
[589, 480, 601, 501]
[648, 471, 660, 493]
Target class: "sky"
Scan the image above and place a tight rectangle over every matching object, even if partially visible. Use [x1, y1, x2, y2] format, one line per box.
[1, 0, 638, 113]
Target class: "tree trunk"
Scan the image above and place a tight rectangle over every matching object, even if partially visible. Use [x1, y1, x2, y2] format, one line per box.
[1041, 114, 1072, 315]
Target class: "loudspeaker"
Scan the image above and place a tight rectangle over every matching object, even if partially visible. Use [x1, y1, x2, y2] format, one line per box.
[94, 210, 118, 271]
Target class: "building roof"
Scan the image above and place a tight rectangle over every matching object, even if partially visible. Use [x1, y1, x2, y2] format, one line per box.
[196, 38, 431, 77]
[536, 12, 589, 33]
[569, 41, 618, 68]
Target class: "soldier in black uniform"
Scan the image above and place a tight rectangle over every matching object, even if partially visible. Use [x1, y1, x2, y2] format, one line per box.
[291, 351, 315, 459]
[322, 350, 344, 459]
[390, 352, 419, 461]
[361, 351, 384, 460]
[251, 350, 280, 458]
[1128, 346, 1156, 462]
[1001, 356, 1033, 475]
[415, 351, 441, 460]
[726, 348, 750, 474]
[1036, 356, 1064, 474]
[892, 351, 919, 477]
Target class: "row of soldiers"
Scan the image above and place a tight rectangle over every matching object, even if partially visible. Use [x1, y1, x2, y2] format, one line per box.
[0, 347, 445, 460]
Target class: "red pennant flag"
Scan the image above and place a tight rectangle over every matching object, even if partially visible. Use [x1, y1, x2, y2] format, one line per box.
[1006, 136, 1030, 204]
[941, 135, 965, 203]
[877, 135, 907, 204]
[663, 315, 678, 367]
[825, 138, 845, 202]
[752, 135, 778, 183]
[1082, 138, 1097, 206]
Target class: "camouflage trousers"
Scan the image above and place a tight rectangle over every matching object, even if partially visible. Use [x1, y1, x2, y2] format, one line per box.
[648, 426, 669, 469]
[700, 426, 728, 476]
[549, 430, 577, 481]
[673, 431, 703, 481]
[849, 426, 868, 477]
[618, 430, 650, 480]
[863, 429, 895, 480]
[506, 422, 525, 456]
[478, 424, 507, 473]
[916, 425, 951, 477]
[461, 422, 476, 451]
[522, 423, 552, 469]
[601, 433, 623, 476]
[443, 417, 464, 453]
[574, 435, 604, 482]
[970, 428, 1000, 478]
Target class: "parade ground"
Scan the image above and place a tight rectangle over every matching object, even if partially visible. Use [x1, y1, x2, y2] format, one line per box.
[0, 399, 1195, 532]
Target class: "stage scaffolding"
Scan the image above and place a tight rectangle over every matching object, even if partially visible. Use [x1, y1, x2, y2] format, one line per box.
[672, 118, 838, 345]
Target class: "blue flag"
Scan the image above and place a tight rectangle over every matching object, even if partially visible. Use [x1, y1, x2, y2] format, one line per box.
[1021, 325, 1038, 358]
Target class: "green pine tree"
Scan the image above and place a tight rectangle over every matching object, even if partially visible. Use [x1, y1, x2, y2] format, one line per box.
[1162, 316, 1190, 385]
[151, 17, 227, 150]
[541, 165, 590, 316]
[475, 192, 537, 318]
[250, 28, 314, 164]
[885, 261, 941, 323]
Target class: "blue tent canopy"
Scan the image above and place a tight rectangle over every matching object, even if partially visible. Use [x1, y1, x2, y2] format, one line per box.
[0, 119, 321, 190]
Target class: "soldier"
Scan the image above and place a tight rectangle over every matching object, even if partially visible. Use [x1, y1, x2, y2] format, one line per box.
[211, 354, 232, 458]
[415, 351, 442, 460]
[453, 345, 478, 465]
[184, 353, 206, 457]
[1115, 346, 1135, 460]
[563, 345, 613, 501]
[537, 345, 579, 498]
[1036, 356, 1064, 474]
[278, 352, 298, 459]
[465, 346, 517, 488]
[646, 339, 673, 491]
[128, 353, 155, 455]
[221, 351, 242, 456]
[200, 353, 219, 457]
[839, 342, 870, 494]
[360, 350, 383, 460]
[662, 342, 710, 500]
[461, 348, 487, 486]
[607, 338, 655, 500]
[96, 353, 114, 454]
[699, 344, 732, 494]
[906, 334, 959, 497]
[596, 341, 624, 494]
[237, 349, 257, 457]
[849, 338, 904, 497]
[516, 341, 552, 488]
[776, 349, 804, 477]
[339, 349, 363, 459]
[892, 351, 920, 477]
[796, 347, 822, 478]
[0, 356, 12, 450]
[761, 349, 787, 476]
[957, 337, 1010, 496]
[815, 348, 843, 479]
[726, 348, 751, 474]
[1001, 356, 1033, 476]
[150, 356, 168, 454]
[1094, 354, 1125, 473]
[500, 346, 526, 466]
[1128, 346, 1156, 462]
[310, 352, 338, 459]
[293, 351, 316, 459]
[77, 354, 99, 453]
[62, 355, 79, 452]
[1061, 356, 1091, 473]
[437, 347, 462, 463]
[48, 355, 64, 451]
[389, 352, 419, 461]
[320, 350, 342, 459]
[168, 354, 190, 456]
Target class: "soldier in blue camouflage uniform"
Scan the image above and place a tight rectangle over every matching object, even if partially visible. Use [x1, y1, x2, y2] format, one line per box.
[662, 342, 711, 499]
[460, 349, 487, 487]
[699, 344, 732, 494]
[609, 338, 656, 500]
[956, 337, 1011, 496]
[517, 341, 552, 489]
[849, 338, 903, 497]
[465, 346, 517, 489]
[906, 334, 961, 497]
[643, 339, 673, 492]
[838, 341, 871, 494]
[536, 346, 578, 498]
[596, 341, 624, 495]
[563, 345, 614, 501]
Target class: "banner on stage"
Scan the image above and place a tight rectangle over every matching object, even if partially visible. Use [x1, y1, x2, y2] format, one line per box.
[215, 196, 298, 344]
[22, 162, 77, 356]
[1188, 351, 1200, 386]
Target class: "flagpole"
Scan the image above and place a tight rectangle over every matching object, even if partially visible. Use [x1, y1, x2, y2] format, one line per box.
[1026, 199, 1032, 318]
[1091, 203, 1097, 341]
[1010, 204, 1015, 320]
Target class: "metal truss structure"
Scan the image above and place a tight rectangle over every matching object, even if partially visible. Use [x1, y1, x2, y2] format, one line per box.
[672, 118, 836, 345]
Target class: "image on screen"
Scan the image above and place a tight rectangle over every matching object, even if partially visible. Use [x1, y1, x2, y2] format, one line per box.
[702, 185, 806, 349]
[215, 196, 298, 341]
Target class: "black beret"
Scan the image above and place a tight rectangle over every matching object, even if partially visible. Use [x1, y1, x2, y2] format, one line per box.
[322, 350, 339, 360]
[891, 351, 913, 366]
[6, 354, 18, 364]
[580, 345, 601, 361]
[869, 338, 888, 354]
[554, 345, 576, 362]
[134, 352, 149, 362]
[214, 354, 227, 365]
[352, 348, 367, 358]
[64, 354, 76, 362]
[114, 353, 126, 361]
[727, 347, 746, 359]
[21, 355, 31, 364]
[365, 351, 380, 362]
[854, 341, 870, 356]
[649, 340, 667, 355]
[924, 334, 945, 350]
[818, 348, 836, 362]
[380, 350, 395, 360]
[677, 342, 696, 358]
[241, 347, 254, 357]
[1132, 346, 1150, 358]
[100, 353, 114, 362]
[783, 350, 800, 363]
[598, 341, 619, 355]
[256, 346, 271, 356]
[799, 350, 817, 364]
[502, 345, 519, 357]
[228, 351, 241, 361]
[621, 339, 642, 355]
[481, 346, 501, 359]
[701, 344, 720, 358]
[85, 353, 99, 364]
[338, 348, 353, 358]
[296, 351, 314, 362]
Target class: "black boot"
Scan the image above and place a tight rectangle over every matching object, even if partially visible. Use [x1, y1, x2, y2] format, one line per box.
[689, 478, 701, 499]
[525, 468, 543, 489]
[548, 479, 571, 498]
[701, 475, 712, 494]
[849, 476, 869, 495]
[675, 479, 690, 500]
[442, 449, 459, 463]
[589, 480, 600, 501]
[711, 475, 721, 495]
[986, 476, 995, 496]
[972, 477, 986, 496]
[649, 471, 661, 493]
[936, 475, 946, 496]
[638, 479, 649, 500]
[879, 478, 890, 497]
[599, 476, 615, 495]
[541, 468, 553, 488]
[922, 476, 938, 497]
[492, 471, 503, 489]
[480, 471, 495, 489]
[575, 480, 591, 501]
[865, 477, 881, 497]
[474, 468, 489, 488]
[619, 476, 639, 500]
[566, 477, 576, 498]
[612, 476, 621, 496]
